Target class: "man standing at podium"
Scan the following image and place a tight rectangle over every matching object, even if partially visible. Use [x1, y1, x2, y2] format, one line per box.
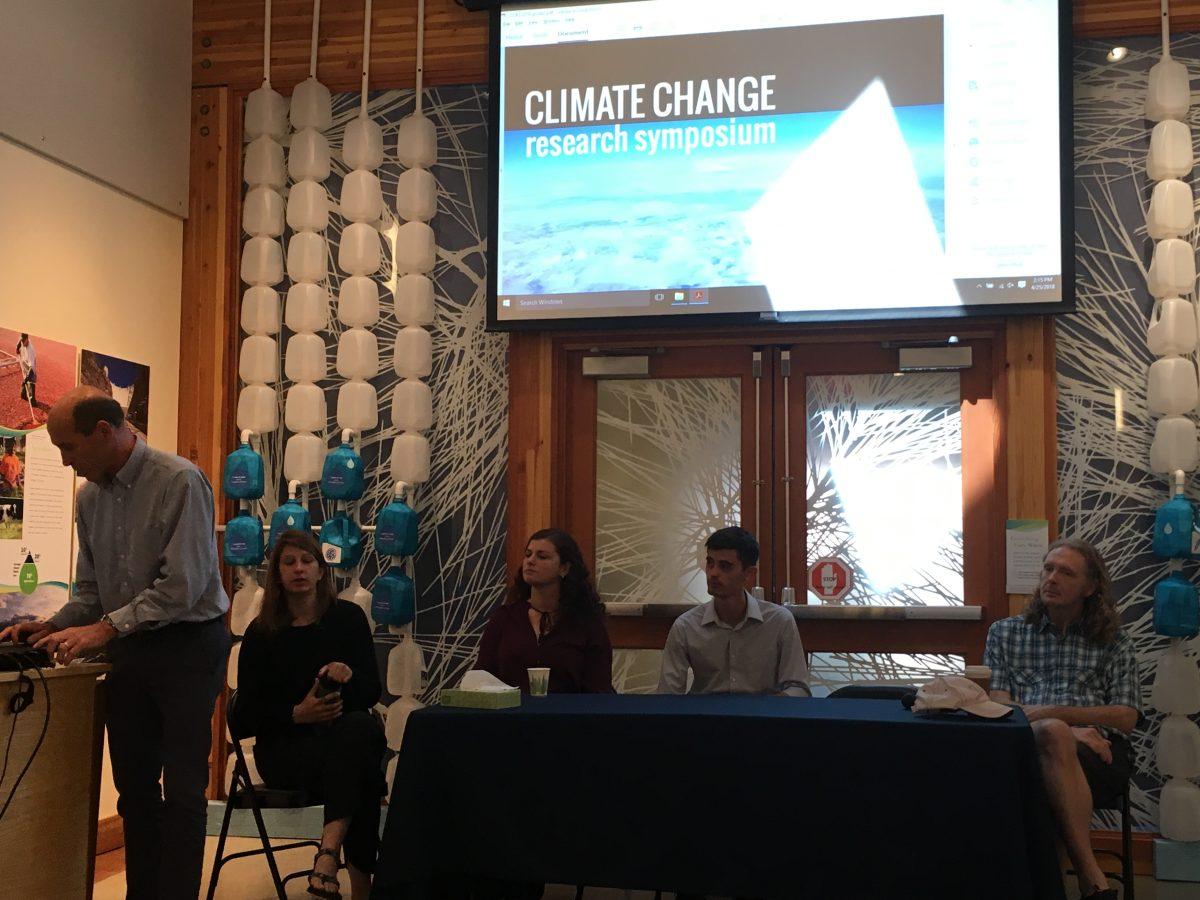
[0, 387, 230, 900]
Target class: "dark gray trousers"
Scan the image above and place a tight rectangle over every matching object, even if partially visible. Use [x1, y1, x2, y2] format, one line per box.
[106, 617, 230, 900]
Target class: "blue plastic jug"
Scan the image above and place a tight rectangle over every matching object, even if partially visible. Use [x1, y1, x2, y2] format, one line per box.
[319, 513, 364, 569]
[223, 512, 265, 567]
[268, 498, 312, 550]
[320, 442, 365, 501]
[375, 499, 419, 557]
[223, 441, 265, 500]
[1153, 492, 1195, 559]
[1153, 572, 1200, 638]
[372, 566, 415, 627]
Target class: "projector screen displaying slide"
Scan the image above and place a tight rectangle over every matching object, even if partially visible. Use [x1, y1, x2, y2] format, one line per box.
[489, 0, 1071, 327]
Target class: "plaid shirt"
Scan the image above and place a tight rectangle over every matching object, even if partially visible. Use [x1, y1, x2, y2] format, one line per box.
[984, 616, 1142, 730]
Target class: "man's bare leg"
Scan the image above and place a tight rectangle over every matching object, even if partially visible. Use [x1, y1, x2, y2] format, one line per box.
[1031, 719, 1108, 894]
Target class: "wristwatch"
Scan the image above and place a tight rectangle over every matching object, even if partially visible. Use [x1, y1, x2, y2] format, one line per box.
[101, 613, 118, 633]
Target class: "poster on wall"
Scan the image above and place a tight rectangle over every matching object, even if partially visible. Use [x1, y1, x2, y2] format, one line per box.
[0, 327, 76, 630]
[81, 349, 150, 439]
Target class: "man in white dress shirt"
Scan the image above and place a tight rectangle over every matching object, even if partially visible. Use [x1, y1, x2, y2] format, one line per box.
[658, 526, 810, 696]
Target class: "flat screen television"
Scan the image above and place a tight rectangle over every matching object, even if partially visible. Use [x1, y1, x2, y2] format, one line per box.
[486, 0, 1073, 330]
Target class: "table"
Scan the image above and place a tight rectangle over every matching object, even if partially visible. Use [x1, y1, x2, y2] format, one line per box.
[0, 662, 108, 900]
[373, 694, 1065, 900]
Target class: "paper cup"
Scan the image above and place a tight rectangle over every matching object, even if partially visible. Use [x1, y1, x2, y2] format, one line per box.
[527, 667, 550, 697]
[964, 665, 992, 691]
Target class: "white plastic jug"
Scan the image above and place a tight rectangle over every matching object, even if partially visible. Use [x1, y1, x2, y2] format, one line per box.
[391, 431, 430, 483]
[1147, 56, 1191, 122]
[1148, 179, 1194, 240]
[244, 83, 288, 139]
[1148, 297, 1198, 356]
[338, 276, 381, 327]
[287, 231, 328, 284]
[396, 274, 435, 326]
[290, 76, 333, 131]
[284, 333, 328, 383]
[1158, 714, 1200, 779]
[288, 128, 331, 182]
[337, 380, 379, 431]
[285, 282, 330, 333]
[239, 335, 279, 385]
[1154, 642, 1200, 715]
[243, 185, 285, 237]
[336, 328, 379, 379]
[230, 575, 264, 636]
[1148, 356, 1198, 415]
[285, 382, 327, 433]
[341, 169, 385, 223]
[395, 221, 436, 274]
[384, 696, 424, 750]
[392, 378, 433, 431]
[1148, 238, 1197, 299]
[283, 432, 326, 484]
[1150, 415, 1199, 474]
[396, 167, 437, 222]
[1149, 119, 1194, 181]
[287, 179, 331, 233]
[227, 641, 240, 690]
[240, 236, 284, 286]
[244, 136, 286, 190]
[237, 383, 278, 434]
[338, 575, 374, 628]
[396, 113, 438, 168]
[394, 326, 433, 378]
[241, 285, 280, 335]
[338, 223, 382, 276]
[386, 637, 425, 696]
[1162, 777, 1200, 842]
[343, 115, 385, 171]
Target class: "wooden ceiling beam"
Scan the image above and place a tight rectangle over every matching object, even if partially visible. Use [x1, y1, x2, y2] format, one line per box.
[194, 1, 1200, 94]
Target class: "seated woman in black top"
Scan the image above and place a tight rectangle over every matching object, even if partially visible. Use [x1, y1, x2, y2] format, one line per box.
[237, 530, 384, 900]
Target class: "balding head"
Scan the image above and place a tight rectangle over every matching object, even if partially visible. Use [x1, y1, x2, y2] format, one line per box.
[47, 387, 134, 483]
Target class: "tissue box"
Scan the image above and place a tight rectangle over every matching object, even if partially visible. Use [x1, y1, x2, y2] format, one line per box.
[439, 688, 521, 709]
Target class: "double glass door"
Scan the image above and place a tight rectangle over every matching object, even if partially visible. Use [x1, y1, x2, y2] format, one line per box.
[558, 329, 1004, 690]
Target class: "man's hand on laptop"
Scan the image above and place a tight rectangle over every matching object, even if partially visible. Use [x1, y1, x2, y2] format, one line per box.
[0, 620, 55, 646]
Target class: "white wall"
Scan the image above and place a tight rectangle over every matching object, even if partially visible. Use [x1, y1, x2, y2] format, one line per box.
[0, 137, 184, 819]
[0, 0, 193, 216]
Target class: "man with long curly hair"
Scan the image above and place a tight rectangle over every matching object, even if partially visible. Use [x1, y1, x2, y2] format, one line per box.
[984, 538, 1140, 900]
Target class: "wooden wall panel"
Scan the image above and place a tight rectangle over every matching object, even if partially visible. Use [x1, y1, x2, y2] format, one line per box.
[1005, 316, 1059, 615]
[178, 86, 239, 799]
[1075, 1, 1200, 38]
[194, 0, 489, 92]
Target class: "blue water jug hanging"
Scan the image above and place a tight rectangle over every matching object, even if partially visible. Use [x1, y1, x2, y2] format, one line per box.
[1153, 572, 1200, 638]
[319, 513, 364, 569]
[268, 498, 312, 550]
[321, 442, 365, 501]
[223, 512, 265, 567]
[223, 440, 265, 500]
[1153, 491, 1195, 559]
[375, 498, 419, 557]
[372, 565, 415, 627]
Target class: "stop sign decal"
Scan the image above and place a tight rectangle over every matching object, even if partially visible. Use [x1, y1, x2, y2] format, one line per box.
[809, 557, 852, 602]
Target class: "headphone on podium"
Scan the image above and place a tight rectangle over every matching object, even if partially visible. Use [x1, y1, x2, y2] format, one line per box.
[9, 671, 34, 715]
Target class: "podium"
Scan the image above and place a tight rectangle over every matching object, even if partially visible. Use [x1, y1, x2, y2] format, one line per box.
[0, 662, 108, 899]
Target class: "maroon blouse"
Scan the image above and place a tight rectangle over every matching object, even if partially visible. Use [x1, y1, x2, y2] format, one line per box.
[476, 598, 614, 694]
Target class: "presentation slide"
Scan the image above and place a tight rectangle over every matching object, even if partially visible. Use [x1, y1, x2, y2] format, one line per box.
[493, 0, 1066, 324]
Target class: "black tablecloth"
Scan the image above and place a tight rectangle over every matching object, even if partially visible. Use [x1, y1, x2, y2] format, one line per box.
[372, 694, 1065, 900]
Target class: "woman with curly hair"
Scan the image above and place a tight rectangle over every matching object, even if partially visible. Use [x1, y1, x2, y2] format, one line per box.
[477, 528, 613, 693]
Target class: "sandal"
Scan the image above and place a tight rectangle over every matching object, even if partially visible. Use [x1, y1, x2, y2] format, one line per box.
[307, 847, 342, 899]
